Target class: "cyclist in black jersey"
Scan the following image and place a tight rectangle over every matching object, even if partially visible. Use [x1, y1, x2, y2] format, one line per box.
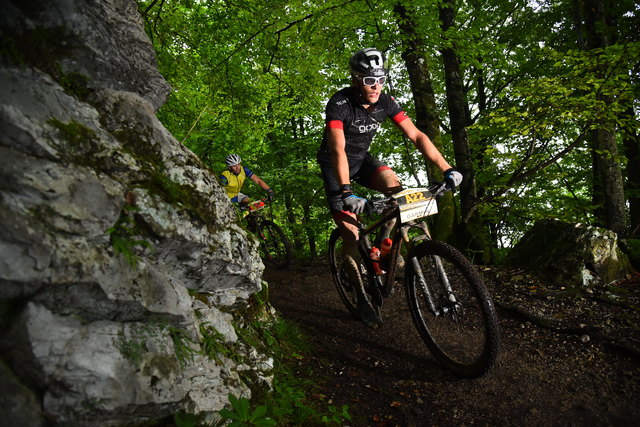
[317, 48, 462, 326]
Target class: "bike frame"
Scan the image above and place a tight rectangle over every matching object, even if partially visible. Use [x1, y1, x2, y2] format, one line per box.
[330, 183, 501, 377]
[354, 185, 455, 315]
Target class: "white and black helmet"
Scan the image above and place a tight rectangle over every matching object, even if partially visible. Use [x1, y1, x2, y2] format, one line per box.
[225, 154, 242, 166]
[349, 48, 388, 77]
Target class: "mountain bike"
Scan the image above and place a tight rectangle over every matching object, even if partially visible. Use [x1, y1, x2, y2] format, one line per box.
[243, 199, 292, 269]
[328, 182, 500, 377]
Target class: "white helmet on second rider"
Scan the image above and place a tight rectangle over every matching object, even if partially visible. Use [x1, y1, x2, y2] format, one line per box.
[225, 153, 242, 167]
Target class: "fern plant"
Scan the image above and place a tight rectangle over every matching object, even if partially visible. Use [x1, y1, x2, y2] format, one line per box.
[219, 394, 276, 427]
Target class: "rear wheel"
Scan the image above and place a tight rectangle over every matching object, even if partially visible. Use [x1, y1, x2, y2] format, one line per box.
[256, 219, 291, 269]
[328, 229, 359, 317]
[405, 240, 500, 377]
[328, 229, 381, 319]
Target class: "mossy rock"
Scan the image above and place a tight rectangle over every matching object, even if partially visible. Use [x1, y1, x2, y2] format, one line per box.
[504, 219, 635, 288]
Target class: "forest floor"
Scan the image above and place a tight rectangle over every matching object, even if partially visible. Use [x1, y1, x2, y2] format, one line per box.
[263, 257, 640, 426]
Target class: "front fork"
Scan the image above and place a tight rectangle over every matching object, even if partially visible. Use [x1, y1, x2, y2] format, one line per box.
[401, 222, 457, 317]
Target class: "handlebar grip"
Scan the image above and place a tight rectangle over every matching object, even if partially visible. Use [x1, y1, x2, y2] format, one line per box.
[446, 179, 456, 194]
[429, 181, 452, 197]
[364, 201, 374, 216]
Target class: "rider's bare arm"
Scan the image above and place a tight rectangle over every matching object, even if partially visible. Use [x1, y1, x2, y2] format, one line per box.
[395, 118, 452, 173]
[250, 174, 270, 191]
[327, 127, 351, 188]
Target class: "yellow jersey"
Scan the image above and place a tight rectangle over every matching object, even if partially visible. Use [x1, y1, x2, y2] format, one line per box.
[220, 166, 254, 201]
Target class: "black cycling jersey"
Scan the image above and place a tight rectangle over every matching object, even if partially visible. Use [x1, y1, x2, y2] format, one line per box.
[316, 86, 408, 212]
[316, 86, 407, 167]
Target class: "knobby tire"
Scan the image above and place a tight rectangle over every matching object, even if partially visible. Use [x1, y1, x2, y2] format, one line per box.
[256, 219, 291, 269]
[405, 240, 500, 377]
[328, 229, 359, 318]
[328, 229, 382, 321]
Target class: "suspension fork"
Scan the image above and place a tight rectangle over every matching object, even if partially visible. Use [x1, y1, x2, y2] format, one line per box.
[410, 222, 459, 311]
[416, 222, 458, 304]
[401, 224, 441, 316]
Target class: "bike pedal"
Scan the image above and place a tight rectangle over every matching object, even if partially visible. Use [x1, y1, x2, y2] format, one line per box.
[359, 309, 383, 329]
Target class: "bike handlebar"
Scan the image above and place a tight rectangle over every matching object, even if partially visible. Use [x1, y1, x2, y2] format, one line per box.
[239, 197, 273, 212]
[365, 181, 452, 216]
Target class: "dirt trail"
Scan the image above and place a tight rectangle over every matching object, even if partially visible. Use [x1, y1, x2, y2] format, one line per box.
[264, 258, 640, 426]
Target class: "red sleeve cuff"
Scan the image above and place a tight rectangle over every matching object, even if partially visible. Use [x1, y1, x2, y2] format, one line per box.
[392, 111, 409, 124]
[327, 120, 344, 130]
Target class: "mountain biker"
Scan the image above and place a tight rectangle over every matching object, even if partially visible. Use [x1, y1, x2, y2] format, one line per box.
[316, 48, 462, 326]
[220, 154, 275, 208]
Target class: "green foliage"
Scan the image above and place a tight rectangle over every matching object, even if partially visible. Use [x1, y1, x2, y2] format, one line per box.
[106, 206, 153, 268]
[469, 40, 640, 243]
[214, 316, 351, 426]
[199, 322, 238, 365]
[117, 322, 199, 373]
[168, 326, 198, 368]
[173, 411, 200, 427]
[137, 0, 639, 252]
[621, 239, 640, 271]
[116, 329, 148, 365]
[219, 394, 276, 427]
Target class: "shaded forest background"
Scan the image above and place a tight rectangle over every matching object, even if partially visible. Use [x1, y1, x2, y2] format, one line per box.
[137, 0, 639, 264]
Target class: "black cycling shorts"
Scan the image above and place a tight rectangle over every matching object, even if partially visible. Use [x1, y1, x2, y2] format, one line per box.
[319, 152, 391, 213]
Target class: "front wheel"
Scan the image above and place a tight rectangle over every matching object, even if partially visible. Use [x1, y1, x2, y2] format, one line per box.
[256, 219, 291, 269]
[405, 240, 500, 377]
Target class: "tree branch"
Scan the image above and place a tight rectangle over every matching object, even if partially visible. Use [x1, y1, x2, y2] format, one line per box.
[465, 128, 589, 222]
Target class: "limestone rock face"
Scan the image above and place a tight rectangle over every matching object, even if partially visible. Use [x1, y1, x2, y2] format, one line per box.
[505, 220, 635, 288]
[0, 0, 269, 425]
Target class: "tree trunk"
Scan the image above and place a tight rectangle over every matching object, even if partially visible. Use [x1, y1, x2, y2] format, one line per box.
[621, 107, 640, 237]
[438, 0, 494, 263]
[394, 2, 455, 243]
[582, 0, 628, 236]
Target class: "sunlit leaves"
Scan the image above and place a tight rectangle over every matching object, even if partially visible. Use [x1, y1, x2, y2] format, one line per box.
[136, 0, 638, 252]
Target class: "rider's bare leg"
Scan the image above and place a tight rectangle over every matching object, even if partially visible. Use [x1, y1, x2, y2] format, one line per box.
[334, 211, 381, 327]
[332, 166, 401, 255]
[334, 211, 360, 260]
[238, 194, 251, 208]
[371, 167, 402, 240]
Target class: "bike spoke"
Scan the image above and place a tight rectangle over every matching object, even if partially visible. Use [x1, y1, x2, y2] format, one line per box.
[256, 219, 291, 269]
[406, 241, 500, 377]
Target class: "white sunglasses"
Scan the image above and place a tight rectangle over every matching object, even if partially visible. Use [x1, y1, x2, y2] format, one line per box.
[359, 76, 386, 86]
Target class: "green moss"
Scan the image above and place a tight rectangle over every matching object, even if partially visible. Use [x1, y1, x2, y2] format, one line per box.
[48, 117, 97, 145]
[113, 127, 163, 167]
[47, 117, 107, 169]
[58, 71, 92, 100]
[112, 128, 219, 228]
[107, 206, 153, 269]
[168, 326, 198, 368]
[117, 329, 148, 365]
[0, 28, 67, 68]
[1, 28, 93, 101]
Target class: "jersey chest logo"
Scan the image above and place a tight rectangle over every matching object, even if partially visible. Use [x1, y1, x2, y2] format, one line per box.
[352, 118, 380, 134]
[357, 122, 379, 133]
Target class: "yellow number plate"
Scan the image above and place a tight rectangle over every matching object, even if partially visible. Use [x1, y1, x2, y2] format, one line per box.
[392, 188, 438, 223]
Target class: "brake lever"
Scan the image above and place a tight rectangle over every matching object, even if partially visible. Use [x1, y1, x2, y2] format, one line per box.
[430, 181, 451, 198]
